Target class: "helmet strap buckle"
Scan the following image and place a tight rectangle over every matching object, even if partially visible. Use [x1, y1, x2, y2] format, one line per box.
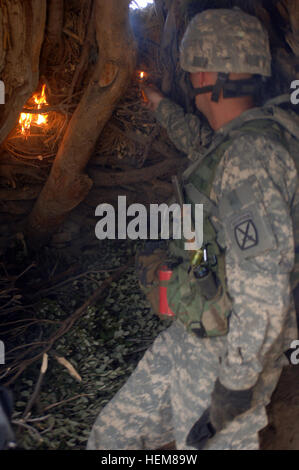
[211, 72, 229, 102]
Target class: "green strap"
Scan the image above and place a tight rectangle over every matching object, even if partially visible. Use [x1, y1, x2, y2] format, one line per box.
[185, 118, 286, 199]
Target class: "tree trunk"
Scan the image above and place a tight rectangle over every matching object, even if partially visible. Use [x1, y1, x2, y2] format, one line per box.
[26, 0, 137, 246]
[40, 0, 65, 71]
[0, 0, 47, 144]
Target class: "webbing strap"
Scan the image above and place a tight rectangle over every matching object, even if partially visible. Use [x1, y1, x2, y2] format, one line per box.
[185, 118, 286, 199]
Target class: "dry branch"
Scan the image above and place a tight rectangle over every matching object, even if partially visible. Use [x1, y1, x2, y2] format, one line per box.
[68, 0, 95, 99]
[0, 201, 34, 216]
[3, 259, 134, 385]
[0, 186, 42, 201]
[41, 0, 64, 67]
[284, 0, 299, 57]
[23, 354, 48, 419]
[109, 122, 183, 161]
[88, 156, 185, 186]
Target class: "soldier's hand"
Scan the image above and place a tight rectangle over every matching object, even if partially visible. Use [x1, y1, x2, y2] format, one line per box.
[186, 379, 253, 449]
[142, 86, 164, 112]
[186, 408, 215, 450]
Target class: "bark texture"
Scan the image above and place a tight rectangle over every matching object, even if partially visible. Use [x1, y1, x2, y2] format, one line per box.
[0, 0, 47, 144]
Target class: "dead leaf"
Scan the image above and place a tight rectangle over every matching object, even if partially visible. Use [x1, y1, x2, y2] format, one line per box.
[54, 355, 82, 382]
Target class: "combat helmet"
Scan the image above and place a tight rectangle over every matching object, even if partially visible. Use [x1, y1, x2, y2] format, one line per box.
[180, 8, 272, 102]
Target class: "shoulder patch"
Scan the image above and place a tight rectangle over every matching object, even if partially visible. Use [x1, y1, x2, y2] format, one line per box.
[234, 219, 258, 251]
[219, 179, 277, 259]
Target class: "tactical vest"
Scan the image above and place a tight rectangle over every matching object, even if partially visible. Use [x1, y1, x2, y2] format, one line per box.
[166, 102, 299, 339]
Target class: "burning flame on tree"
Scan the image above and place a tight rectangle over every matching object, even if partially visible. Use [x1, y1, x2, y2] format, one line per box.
[19, 84, 48, 136]
[137, 71, 149, 102]
[137, 70, 148, 82]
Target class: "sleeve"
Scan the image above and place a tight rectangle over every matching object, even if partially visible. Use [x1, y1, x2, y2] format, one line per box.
[216, 133, 298, 391]
[155, 98, 212, 158]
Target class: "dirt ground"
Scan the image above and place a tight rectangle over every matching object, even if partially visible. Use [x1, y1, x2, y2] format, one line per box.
[259, 365, 299, 450]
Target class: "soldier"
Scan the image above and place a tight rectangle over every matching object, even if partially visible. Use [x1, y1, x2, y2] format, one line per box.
[0, 387, 15, 450]
[87, 8, 299, 450]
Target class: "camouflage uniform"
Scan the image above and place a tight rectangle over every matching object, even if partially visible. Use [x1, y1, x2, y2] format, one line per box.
[87, 10, 298, 450]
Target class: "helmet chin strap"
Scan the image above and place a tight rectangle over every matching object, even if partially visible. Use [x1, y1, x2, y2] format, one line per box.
[191, 73, 262, 102]
[191, 73, 229, 102]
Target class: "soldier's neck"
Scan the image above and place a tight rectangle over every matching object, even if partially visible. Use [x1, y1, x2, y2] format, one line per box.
[205, 99, 255, 131]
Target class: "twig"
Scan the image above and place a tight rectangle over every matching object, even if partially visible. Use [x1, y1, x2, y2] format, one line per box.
[28, 263, 79, 291]
[43, 393, 93, 412]
[124, 347, 148, 356]
[3, 260, 134, 385]
[137, 123, 160, 168]
[21, 106, 65, 114]
[30, 268, 121, 299]
[26, 415, 51, 423]
[23, 354, 48, 419]
[88, 156, 185, 186]
[107, 122, 182, 161]
[14, 262, 36, 281]
[1, 319, 61, 328]
[7, 342, 47, 355]
[62, 28, 83, 44]
[0, 368, 11, 380]
[12, 420, 43, 442]
[68, 0, 95, 100]
[125, 337, 153, 342]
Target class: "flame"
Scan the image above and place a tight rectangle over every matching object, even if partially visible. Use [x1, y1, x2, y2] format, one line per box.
[19, 84, 48, 136]
[138, 70, 147, 81]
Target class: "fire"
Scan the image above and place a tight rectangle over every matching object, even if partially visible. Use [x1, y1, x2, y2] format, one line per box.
[137, 70, 148, 82]
[19, 84, 49, 136]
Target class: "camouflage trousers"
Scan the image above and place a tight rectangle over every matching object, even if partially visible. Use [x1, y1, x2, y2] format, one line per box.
[87, 321, 284, 450]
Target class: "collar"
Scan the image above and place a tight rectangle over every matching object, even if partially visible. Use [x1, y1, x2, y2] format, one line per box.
[216, 94, 290, 137]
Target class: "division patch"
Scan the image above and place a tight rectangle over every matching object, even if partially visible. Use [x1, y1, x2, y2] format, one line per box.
[234, 219, 258, 251]
[219, 180, 277, 260]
